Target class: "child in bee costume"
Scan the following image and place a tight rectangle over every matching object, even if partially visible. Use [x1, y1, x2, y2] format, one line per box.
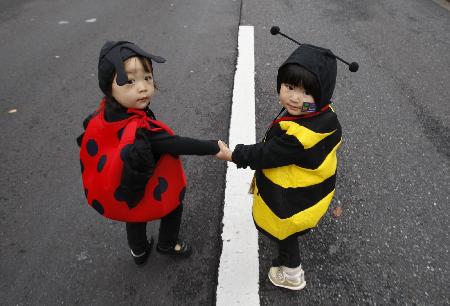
[217, 27, 358, 290]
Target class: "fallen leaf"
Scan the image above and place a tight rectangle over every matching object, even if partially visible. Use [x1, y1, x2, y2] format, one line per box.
[332, 206, 343, 217]
[8, 109, 17, 113]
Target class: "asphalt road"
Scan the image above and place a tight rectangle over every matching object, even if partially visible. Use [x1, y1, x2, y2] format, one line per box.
[0, 0, 238, 305]
[243, 0, 449, 305]
[0, 0, 449, 305]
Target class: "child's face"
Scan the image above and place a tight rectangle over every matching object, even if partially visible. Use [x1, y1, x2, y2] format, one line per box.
[279, 83, 316, 115]
[111, 57, 154, 109]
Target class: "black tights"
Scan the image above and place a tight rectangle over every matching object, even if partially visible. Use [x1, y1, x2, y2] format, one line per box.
[275, 235, 301, 268]
[126, 204, 183, 254]
[275, 230, 310, 268]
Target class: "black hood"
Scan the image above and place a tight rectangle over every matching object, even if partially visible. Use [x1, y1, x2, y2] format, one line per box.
[98, 41, 166, 95]
[278, 44, 337, 108]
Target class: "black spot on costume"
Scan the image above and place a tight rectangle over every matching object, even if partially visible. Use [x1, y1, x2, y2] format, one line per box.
[97, 155, 107, 172]
[91, 200, 104, 215]
[153, 177, 168, 201]
[86, 139, 98, 156]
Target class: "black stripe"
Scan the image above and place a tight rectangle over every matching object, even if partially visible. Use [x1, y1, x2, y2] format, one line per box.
[263, 111, 341, 169]
[253, 218, 311, 242]
[288, 127, 341, 169]
[256, 171, 336, 219]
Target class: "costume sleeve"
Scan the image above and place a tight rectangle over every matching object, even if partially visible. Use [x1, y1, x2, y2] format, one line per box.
[117, 129, 155, 209]
[141, 129, 219, 156]
[117, 128, 219, 208]
[231, 124, 341, 170]
[231, 134, 301, 170]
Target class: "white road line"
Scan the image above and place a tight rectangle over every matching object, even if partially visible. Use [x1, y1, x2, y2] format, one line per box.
[216, 26, 259, 306]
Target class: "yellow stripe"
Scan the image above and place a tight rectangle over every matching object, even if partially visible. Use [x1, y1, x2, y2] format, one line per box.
[262, 141, 341, 188]
[279, 121, 335, 149]
[252, 187, 335, 240]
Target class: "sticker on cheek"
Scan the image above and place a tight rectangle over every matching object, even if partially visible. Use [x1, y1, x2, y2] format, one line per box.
[301, 102, 316, 113]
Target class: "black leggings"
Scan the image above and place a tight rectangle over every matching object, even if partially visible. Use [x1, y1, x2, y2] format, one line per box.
[126, 204, 183, 254]
[275, 229, 310, 268]
[275, 235, 301, 268]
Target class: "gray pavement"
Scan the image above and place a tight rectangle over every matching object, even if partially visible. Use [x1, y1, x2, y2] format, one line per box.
[0, 0, 238, 305]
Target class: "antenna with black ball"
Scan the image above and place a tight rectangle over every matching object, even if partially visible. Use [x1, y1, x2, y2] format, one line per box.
[270, 26, 359, 72]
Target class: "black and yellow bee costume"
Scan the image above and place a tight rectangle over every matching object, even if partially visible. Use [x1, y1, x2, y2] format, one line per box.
[232, 44, 342, 243]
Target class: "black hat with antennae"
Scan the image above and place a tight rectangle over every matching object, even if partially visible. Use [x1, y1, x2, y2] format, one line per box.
[270, 26, 359, 72]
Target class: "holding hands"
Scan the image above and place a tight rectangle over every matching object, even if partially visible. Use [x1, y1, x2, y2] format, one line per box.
[216, 140, 232, 161]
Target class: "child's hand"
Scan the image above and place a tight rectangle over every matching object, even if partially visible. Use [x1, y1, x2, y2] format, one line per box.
[216, 140, 232, 161]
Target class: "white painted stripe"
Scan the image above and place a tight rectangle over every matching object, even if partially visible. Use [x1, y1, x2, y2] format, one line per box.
[216, 26, 259, 306]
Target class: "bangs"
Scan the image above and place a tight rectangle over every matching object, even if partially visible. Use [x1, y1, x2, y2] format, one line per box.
[277, 64, 320, 101]
[105, 56, 155, 96]
[137, 56, 157, 89]
[136, 56, 153, 73]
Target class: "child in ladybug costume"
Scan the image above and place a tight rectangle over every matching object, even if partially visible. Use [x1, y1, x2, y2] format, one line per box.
[78, 41, 220, 265]
[216, 27, 358, 290]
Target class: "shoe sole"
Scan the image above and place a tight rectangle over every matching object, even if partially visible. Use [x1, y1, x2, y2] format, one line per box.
[268, 273, 306, 291]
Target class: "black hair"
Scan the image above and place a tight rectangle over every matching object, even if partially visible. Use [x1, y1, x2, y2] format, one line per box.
[105, 56, 155, 97]
[276, 64, 320, 102]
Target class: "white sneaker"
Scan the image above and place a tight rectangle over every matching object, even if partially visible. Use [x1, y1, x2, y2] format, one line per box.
[268, 265, 306, 291]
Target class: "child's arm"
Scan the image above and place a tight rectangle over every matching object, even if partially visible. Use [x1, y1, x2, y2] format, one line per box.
[139, 128, 219, 156]
[218, 133, 326, 170]
[117, 129, 220, 208]
[115, 132, 155, 209]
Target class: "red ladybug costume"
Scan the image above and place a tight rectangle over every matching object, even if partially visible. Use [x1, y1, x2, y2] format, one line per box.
[80, 100, 186, 222]
[77, 40, 219, 261]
